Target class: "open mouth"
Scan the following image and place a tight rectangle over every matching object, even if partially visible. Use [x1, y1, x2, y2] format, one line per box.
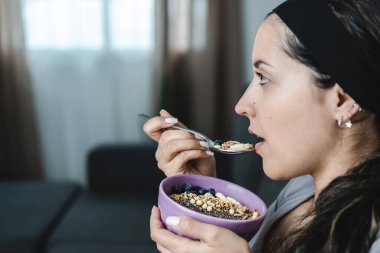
[254, 135, 265, 150]
[255, 135, 265, 142]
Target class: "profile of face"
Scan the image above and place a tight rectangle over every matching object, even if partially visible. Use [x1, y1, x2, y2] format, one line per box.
[235, 14, 342, 180]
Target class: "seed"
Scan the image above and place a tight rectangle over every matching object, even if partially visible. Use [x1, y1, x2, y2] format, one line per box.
[202, 203, 207, 209]
[216, 192, 226, 201]
[202, 193, 211, 199]
[229, 208, 235, 215]
[227, 197, 240, 205]
[190, 199, 196, 204]
[207, 206, 212, 212]
[196, 200, 203, 206]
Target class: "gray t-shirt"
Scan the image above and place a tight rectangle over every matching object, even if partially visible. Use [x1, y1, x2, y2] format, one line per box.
[249, 175, 380, 252]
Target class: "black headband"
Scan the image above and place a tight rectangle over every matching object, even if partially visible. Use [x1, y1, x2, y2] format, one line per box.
[274, 0, 380, 114]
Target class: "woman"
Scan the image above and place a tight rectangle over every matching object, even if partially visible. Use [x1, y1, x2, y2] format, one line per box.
[144, 0, 380, 252]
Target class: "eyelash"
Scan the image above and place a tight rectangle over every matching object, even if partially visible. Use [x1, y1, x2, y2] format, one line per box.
[255, 72, 269, 85]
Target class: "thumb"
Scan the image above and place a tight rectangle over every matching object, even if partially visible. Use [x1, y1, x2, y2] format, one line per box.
[159, 109, 187, 128]
[166, 216, 220, 242]
[159, 109, 174, 118]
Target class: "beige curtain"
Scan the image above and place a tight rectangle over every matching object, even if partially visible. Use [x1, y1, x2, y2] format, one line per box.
[0, 0, 42, 179]
[154, 0, 243, 139]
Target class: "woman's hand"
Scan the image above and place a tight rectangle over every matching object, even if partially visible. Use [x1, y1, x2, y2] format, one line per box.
[143, 110, 216, 177]
[150, 206, 250, 253]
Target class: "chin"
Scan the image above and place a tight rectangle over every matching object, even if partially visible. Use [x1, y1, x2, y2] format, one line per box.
[262, 164, 294, 181]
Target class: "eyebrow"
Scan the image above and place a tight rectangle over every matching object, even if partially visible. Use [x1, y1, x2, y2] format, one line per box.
[253, 59, 273, 68]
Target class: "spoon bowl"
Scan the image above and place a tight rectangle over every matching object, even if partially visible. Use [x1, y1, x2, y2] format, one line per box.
[138, 113, 255, 155]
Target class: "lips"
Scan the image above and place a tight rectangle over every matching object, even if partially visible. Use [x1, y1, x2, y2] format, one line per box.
[248, 129, 265, 151]
[248, 129, 265, 141]
[255, 135, 265, 142]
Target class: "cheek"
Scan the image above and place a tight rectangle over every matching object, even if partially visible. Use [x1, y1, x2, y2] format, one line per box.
[261, 134, 310, 180]
[259, 94, 330, 179]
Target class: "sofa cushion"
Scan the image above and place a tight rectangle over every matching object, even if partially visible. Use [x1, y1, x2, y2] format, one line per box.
[0, 181, 81, 253]
[88, 144, 165, 194]
[47, 192, 157, 253]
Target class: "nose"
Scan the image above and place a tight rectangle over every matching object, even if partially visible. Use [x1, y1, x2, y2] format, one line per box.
[235, 83, 256, 117]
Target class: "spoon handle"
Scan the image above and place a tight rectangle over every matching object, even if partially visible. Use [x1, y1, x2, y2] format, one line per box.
[138, 113, 255, 155]
[138, 113, 213, 146]
[170, 125, 214, 146]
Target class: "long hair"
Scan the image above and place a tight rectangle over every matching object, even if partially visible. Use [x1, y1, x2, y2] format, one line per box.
[284, 155, 380, 253]
[268, 0, 380, 252]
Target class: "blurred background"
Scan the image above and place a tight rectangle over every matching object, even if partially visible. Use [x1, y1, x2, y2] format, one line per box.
[0, 0, 286, 252]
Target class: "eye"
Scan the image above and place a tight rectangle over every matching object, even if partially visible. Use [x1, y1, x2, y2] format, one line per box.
[255, 72, 269, 85]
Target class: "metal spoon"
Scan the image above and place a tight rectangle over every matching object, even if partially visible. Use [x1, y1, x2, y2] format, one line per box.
[138, 113, 255, 155]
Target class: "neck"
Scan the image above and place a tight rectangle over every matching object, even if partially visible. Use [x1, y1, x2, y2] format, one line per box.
[312, 123, 378, 199]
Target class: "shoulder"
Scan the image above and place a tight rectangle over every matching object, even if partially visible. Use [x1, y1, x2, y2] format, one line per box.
[276, 175, 314, 208]
[370, 230, 380, 253]
[249, 175, 314, 250]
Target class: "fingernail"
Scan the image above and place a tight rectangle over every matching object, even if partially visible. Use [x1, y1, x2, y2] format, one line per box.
[199, 141, 209, 148]
[151, 205, 156, 213]
[159, 109, 167, 115]
[206, 151, 214, 156]
[165, 118, 178, 124]
[166, 216, 180, 226]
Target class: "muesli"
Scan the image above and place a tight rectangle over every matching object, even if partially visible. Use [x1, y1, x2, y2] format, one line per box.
[170, 183, 259, 220]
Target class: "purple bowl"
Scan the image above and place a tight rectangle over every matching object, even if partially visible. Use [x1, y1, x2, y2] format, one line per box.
[158, 174, 267, 241]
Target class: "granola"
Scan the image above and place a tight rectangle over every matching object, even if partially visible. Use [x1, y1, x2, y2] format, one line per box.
[169, 184, 259, 220]
[213, 140, 254, 152]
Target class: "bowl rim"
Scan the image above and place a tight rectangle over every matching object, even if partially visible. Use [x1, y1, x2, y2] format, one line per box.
[159, 174, 267, 224]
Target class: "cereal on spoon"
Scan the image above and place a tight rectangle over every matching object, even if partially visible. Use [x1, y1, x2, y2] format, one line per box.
[213, 140, 254, 152]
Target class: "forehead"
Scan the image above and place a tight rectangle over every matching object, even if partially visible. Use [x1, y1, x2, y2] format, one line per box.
[252, 15, 289, 65]
[252, 15, 328, 102]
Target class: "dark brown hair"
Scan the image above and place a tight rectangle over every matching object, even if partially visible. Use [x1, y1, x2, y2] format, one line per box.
[266, 0, 380, 252]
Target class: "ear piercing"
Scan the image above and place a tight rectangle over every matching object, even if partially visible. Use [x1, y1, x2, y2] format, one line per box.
[337, 117, 352, 129]
[354, 102, 363, 112]
[337, 102, 361, 129]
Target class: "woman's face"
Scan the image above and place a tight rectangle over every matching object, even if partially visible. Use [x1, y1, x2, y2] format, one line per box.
[235, 15, 339, 180]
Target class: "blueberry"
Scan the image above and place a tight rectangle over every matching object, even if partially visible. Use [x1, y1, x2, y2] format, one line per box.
[192, 186, 201, 193]
[208, 188, 216, 196]
[198, 188, 206, 195]
[182, 183, 193, 192]
[214, 140, 224, 146]
[172, 184, 183, 194]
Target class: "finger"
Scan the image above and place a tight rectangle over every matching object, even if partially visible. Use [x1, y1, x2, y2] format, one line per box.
[143, 116, 179, 142]
[155, 130, 208, 161]
[150, 207, 200, 252]
[157, 244, 173, 253]
[166, 216, 225, 243]
[160, 129, 195, 143]
[156, 130, 199, 160]
[165, 150, 214, 173]
[160, 109, 187, 128]
[150, 206, 165, 231]
[158, 139, 210, 166]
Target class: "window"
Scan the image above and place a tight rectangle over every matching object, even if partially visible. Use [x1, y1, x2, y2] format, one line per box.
[22, 0, 155, 183]
[23, 0, 154, 50]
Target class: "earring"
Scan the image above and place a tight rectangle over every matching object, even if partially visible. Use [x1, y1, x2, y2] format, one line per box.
[345, 120, 352, 128]
[354, 102, 363, 112]
[337, 116, 352, 129]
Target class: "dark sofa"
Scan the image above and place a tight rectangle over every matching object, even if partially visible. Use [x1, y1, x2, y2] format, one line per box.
[0, 144, 165, 253]
[47, 145, 165, 253]
[0, 182, 81, 253]
[0, 143, 282, 253]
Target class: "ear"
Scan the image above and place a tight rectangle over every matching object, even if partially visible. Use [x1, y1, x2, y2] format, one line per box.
[330, 84, 361, 122]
